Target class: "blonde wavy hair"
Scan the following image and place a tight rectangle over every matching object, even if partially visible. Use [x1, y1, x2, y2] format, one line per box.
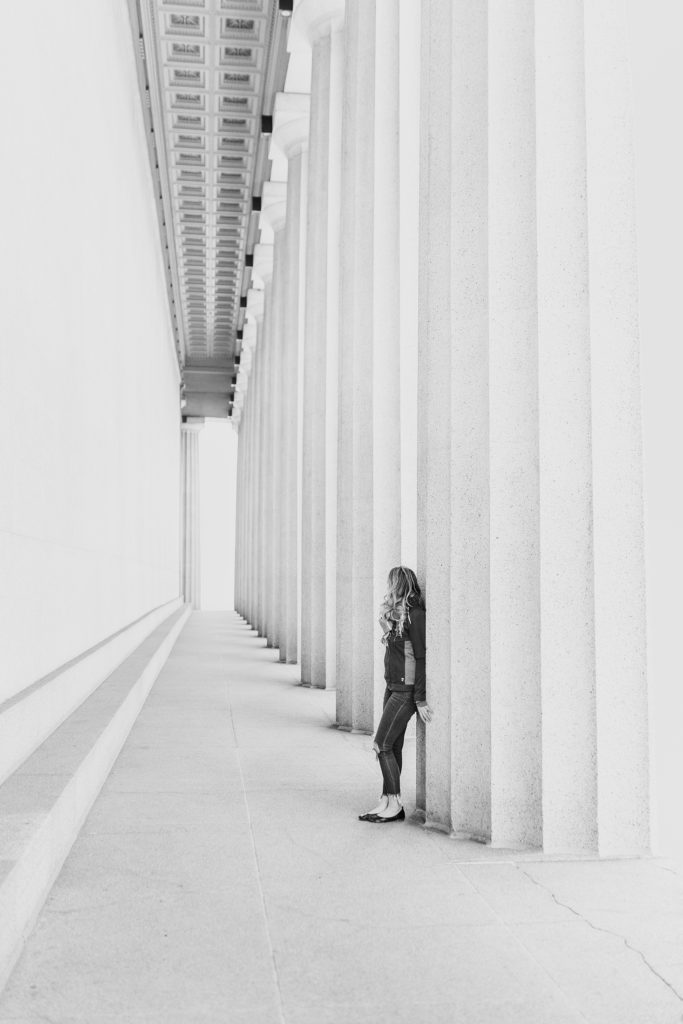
[379, 566, 425, 639]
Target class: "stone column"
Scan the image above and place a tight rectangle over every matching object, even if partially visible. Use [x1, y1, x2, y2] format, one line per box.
[488, 0, 542, 848]
[370, 0, 402, 727]
[536, 0, 648, 856]
[336, 0, 402, 733]
[336, 0, 372, 729]
[180, 418, 203, 610]
[271, 93, 310, 666]
[253, 244, 273, 641]
[417, 0, 649, 855]
[242, 314, 258, 628]
[234, 373, 249, 618]
[399, 0, 419, 573]
[260, 186, 287, 653]
[293, 0, 345, 689]
[234, 413, 244, 615]
[417, 0, 491, 836]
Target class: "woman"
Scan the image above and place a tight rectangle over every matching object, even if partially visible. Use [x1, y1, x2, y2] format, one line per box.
[359, 566, 433, 824]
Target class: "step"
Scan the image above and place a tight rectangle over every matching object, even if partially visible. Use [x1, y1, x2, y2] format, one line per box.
[0, 603, 191, 994]
[0, 597, 184, 788]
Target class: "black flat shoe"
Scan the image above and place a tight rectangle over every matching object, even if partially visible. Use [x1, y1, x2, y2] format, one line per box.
[363, 808, 405, 823]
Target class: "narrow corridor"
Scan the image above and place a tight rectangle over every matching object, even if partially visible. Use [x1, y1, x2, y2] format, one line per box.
[1, 614, 681, 1024]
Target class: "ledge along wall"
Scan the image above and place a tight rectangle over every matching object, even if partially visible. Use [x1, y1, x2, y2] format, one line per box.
[0, 0, 182, 704]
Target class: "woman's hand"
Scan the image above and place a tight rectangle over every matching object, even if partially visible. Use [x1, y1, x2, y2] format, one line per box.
[416, 704, 433, 724]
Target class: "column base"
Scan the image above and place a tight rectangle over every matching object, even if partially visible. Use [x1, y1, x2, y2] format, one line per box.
[422, 818, 452, 836]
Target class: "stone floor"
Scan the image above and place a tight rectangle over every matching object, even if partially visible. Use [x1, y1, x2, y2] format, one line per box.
[1, 611, 682, 1024]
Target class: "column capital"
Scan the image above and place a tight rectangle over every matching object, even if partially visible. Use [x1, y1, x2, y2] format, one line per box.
[259, 181, 288, 234]
[181, 417, 204, 433]
[253, 243, 274, 286]
[292, 0, 345, 46]
[239, 346, 253, 373]
[242, 328, 258, 362]
[270, 92, 311, 161]
[246, 288, 265, 325]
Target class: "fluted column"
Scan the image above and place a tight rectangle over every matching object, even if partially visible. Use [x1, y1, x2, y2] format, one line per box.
[242, 309, 260, 629]
[271, 93, 310, 667]
[536, 0, 648, 856]
[237, 337, 249, 620]
[417, 0, 490, 837]
[488, 0, 541, 848]
[180, 418, 203, 610]
[253, 244, 273, 640]
[260, 186, 287, 653]
[336, 0, 402, 733]
[293, 0, 345, 689]
[370, 0, 402, 727]
[234, 414, 244, 614]
[418, 0, 649, 855]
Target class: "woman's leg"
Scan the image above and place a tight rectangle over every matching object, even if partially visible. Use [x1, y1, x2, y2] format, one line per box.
[372, 694, 415, 814]
[392, 728, 406, 781]
[363, 688, 392, 815]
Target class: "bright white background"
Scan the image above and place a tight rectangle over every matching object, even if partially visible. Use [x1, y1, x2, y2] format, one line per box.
[199, 420, 237, 610]
[0, 0, 181, 702]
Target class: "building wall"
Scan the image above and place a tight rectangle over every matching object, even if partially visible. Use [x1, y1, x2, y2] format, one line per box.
[629, 0, 683, 857]
[0, 0, 181, 702]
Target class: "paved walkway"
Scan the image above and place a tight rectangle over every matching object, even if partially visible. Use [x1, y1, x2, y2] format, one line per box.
[1, 612, 682, 1024]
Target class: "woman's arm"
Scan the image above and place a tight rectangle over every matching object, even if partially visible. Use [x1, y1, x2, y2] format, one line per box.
[409, 608, 427, 706]
[410, 610, 432, 721]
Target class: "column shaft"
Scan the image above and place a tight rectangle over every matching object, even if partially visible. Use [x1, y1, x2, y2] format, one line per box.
[258, 275, 275, 641]
[536, 0, 597, 852]
[488, 0, 542, 847]
[300, 24, 343, 688]
[234, 420, 243, 613]
[371, 0, 402, 727]
[324, 27, 343, 690]
[268, 228, 286, 652]
[336, 0, 376, 732]
[281, 151, 306, 664]
[335, 0, 361, 727]
[251, 328, 265, 633]
[418, 0, 491, 836]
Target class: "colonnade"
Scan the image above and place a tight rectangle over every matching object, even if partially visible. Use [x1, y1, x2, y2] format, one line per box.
[233, 0, 649, 857]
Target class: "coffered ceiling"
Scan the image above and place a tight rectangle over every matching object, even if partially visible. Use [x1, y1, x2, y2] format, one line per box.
[127, 0, 289, 417]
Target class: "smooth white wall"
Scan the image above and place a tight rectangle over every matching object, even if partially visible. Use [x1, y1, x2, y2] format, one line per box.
[200, 421, 237, 610]
[628, 0, 683, 857]
[0, 0, 181, 702]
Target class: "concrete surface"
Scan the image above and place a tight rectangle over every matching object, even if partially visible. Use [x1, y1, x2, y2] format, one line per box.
[0, 606, 190, 992]
[0, 599, 183, 788]
[1, 612, 682, 1024]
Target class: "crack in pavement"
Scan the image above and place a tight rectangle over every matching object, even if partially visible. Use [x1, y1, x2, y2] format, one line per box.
[228, 702, 287, 1024]
[517, 865, 683, 1004]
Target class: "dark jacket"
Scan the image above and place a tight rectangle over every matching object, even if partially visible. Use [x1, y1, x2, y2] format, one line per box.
[383, 604, 427, 706]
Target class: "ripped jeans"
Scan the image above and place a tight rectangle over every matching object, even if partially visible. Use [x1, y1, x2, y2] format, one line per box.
[373, 687, 416, 796]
